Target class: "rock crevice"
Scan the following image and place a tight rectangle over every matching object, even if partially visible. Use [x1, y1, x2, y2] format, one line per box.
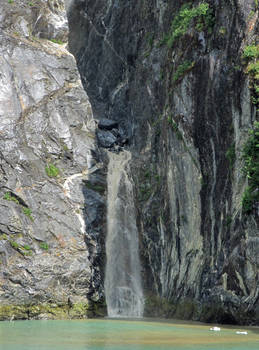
[68, 0, 258, 325]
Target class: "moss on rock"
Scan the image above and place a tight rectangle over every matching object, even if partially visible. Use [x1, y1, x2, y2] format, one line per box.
[144, 295, 176, 318]
[0, 302, 91, 321]
[144, 295, 199, 320]
[69, 303, 89, 319]
[86, 299, 107, 318]
[0, 305, 29, 320]
[174, 299, 198, 320]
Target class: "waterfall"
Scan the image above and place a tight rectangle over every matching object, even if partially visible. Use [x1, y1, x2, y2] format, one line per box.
[105, 151, 144, 318]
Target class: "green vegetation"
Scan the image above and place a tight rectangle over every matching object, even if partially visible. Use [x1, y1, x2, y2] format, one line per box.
[163, 2, 214, 48]
[219, 27, 226, 35]
[3, 192, 12, 201]
[50, 38, 64, 45]
[3, 192, 19, 204]
[137, 166, 161, 203]
[40, 242, 49, 251]
[0, 302, 93, 320]
[145, 295, 199, 319]
[144, 295, 176, 318]
[172, 61, 195, 83]
[224, 215, 232, 228]
[226, 143, 236, 169]
[9, 239, 33, 256]
[242, 45, 259, 107]
[139, 186, 152, 202]
[243, 45, 259, 59]
[1, 230, 33, 256]
[167, 116, 183, 140]
[69, 302, 89, 318]
[4, 192, 34, 221]
[22, 207, 33, 221]
[247, 62, 259, 77]
[22, 245, 31, 251]
[145, 32, 154, 48]
[10, 241, 19, 250]
[242, 188, 253, 214]
[8, 0, 14, 3]
[45, 163, 60, 178]
[248, 10, 255, 19]
[241, 121, 259, 214]
[21, 244, 32, 256]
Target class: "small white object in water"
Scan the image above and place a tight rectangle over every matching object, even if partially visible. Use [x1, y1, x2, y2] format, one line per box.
[210, 327, 221, 331]
[236, 331, 248, 335]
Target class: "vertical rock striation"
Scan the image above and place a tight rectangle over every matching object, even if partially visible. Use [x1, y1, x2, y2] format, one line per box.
[0, 0, 257, 325]
[68, 0, 258, 324]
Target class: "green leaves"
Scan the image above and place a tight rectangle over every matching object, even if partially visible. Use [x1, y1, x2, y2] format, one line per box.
[22, 207, 34, 221]
[165, 2, 214, 48]
[39, 242, 49, 251]
[172, 61, 195, 83]
[3, 192, 19, 204]
[45, 163, 60, 178]
[242, 45, 259, 107]
[50, 39, 64, 45]
[242, 45, 259, 59]
[3, 192, 33, 221]
[242, 122, 259, 214]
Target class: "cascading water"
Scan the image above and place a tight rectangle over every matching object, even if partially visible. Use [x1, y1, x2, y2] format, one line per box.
[105, 151, 144, 318]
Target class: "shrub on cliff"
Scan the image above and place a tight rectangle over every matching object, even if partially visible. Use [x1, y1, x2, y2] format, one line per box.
[242, 121, 259, 214]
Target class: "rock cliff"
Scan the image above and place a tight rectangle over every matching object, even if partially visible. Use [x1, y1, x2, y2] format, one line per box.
[0, 0, 106, 320]
[67, 0, 258, 324]
[0, 0, 258, 325]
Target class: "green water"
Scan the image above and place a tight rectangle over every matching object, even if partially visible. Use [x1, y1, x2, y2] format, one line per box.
[0, 319, 258, 350]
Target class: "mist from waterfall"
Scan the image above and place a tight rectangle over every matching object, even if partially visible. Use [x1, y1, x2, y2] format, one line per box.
[105, 151, 144, 318]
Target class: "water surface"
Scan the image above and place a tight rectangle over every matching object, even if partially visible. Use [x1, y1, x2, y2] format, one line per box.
[0, 318, 258, 350]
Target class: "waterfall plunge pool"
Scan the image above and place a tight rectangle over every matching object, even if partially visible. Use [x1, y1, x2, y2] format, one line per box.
[0, 318, 258, 350]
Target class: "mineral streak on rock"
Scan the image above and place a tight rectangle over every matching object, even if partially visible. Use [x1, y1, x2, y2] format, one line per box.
[67, 0, 258, 325]
[0, 0, 106, 319]
[0, 0, 258, 325]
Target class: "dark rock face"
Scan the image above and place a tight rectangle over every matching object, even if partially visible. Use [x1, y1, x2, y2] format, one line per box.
[68, 0, 258, 325]
[98, 118, 118, 130]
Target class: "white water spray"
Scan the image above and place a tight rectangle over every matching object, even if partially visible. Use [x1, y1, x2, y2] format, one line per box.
[105, 151, 144, 318]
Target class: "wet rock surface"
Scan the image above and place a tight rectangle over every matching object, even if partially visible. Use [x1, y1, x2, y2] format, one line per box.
[0, 0, 106, 319]
[68, 0, 258, 325]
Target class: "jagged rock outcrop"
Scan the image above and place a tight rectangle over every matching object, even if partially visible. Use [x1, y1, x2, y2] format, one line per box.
[0, 0, 106, 320]
[0, 0, 258, 325]
[68, 0, 258, 325]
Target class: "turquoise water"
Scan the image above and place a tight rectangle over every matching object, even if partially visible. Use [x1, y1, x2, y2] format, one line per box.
[0, 319, 258, 350]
